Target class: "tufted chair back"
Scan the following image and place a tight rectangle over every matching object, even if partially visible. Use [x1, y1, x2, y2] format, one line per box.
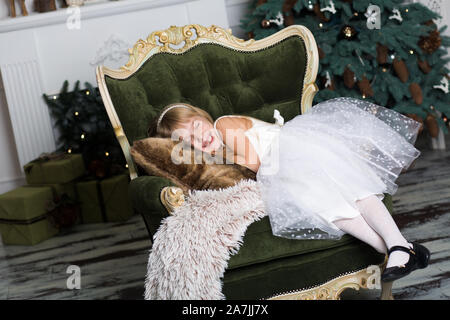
[96, 24, 319, 179]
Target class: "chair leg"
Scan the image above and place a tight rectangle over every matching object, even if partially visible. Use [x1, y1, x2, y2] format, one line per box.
[380, 281, 394, 300]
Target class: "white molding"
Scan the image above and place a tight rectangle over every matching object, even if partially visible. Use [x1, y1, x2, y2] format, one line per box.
[224, 0, 252, 39]
[0, 0, 192, 33]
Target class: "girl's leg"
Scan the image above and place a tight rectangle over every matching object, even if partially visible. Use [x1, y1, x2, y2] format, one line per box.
[354, 194, 412, 268]
[333, 215, 387, 254]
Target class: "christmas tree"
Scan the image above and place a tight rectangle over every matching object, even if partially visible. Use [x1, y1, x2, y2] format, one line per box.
[241, 0, 450, 138]
[43, 80, 126, 178]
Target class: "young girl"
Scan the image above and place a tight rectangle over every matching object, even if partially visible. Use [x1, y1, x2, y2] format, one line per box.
[147, 97, 430, 283]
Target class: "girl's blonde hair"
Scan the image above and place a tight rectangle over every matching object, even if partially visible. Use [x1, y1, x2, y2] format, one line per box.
[147, 102, 213, 138]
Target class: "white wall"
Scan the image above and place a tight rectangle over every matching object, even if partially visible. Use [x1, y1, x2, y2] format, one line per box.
[225, 0, 252, 39]
[0, 74, 26, 193]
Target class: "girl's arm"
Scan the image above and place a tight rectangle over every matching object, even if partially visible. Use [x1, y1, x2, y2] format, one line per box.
[215, 117, 260, 173]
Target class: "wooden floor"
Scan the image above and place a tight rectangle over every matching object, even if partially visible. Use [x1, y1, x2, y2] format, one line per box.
[1, 133, 449, 300]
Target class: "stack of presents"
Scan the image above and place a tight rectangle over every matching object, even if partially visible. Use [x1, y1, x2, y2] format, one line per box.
[0, 153, 134, 246]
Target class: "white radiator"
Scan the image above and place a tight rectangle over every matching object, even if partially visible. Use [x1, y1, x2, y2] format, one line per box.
[0, 60, 56, 168]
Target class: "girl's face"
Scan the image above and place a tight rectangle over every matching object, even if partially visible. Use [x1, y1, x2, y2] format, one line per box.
[175, 116, 222, 153]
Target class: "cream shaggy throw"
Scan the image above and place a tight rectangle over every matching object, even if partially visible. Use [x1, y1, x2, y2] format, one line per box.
[144, 178, 266, 300]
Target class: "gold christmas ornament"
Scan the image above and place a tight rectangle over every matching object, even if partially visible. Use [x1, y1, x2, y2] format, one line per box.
[342, 25, 356, 39]
[338, 24, 359, 41]
[261, 19, 271, 28]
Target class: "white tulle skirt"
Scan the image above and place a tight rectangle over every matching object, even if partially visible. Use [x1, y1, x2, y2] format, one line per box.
[256, 97, 422, 240]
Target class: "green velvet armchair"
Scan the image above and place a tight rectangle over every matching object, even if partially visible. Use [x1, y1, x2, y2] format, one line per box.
[96, 24, 394, 300]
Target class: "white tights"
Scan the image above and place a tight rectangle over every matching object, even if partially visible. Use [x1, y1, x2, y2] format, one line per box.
[333, 194, 412, 268]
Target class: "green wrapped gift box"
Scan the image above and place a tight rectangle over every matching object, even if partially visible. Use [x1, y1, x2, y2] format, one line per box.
[23, 181, 81, 227]
[23, 153, 86, 185]
[24, 181, 77, 203]
[0, 186, 59, 245]
[76, 174, 134, 223]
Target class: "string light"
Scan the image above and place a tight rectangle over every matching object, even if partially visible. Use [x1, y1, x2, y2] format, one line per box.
[382, 67, 387, 72]
[81, 133, 85, 139]
[125, 164, 129, 168]
[67, 148, 72, 154]
[319, 23, 323, 28]
[405, 8, 409, 12]
[409, 50, 414, 54]
[362, 94, 366, 99]
[53, 96, 57, 100]
[86, 90, 90, 95]
[430, 105, 435, 110]
[74, 111, 79, 116]
[105, 152, 109, 157]
[354, 12, 358, 16]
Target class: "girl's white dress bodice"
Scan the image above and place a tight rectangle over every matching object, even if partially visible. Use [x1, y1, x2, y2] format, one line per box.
[213, 109, 285, 163]
[212, 98, 422, 241]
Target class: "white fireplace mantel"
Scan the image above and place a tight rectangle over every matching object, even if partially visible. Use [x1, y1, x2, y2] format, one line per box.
[0, 0, 202, 34]
[0, 0, 229, 173]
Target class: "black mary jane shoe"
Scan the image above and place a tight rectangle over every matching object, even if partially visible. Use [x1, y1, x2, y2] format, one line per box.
[381, 242, 430, 283]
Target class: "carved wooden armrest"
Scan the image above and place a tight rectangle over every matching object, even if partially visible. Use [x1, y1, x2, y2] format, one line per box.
[160, 186, 185, 214]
